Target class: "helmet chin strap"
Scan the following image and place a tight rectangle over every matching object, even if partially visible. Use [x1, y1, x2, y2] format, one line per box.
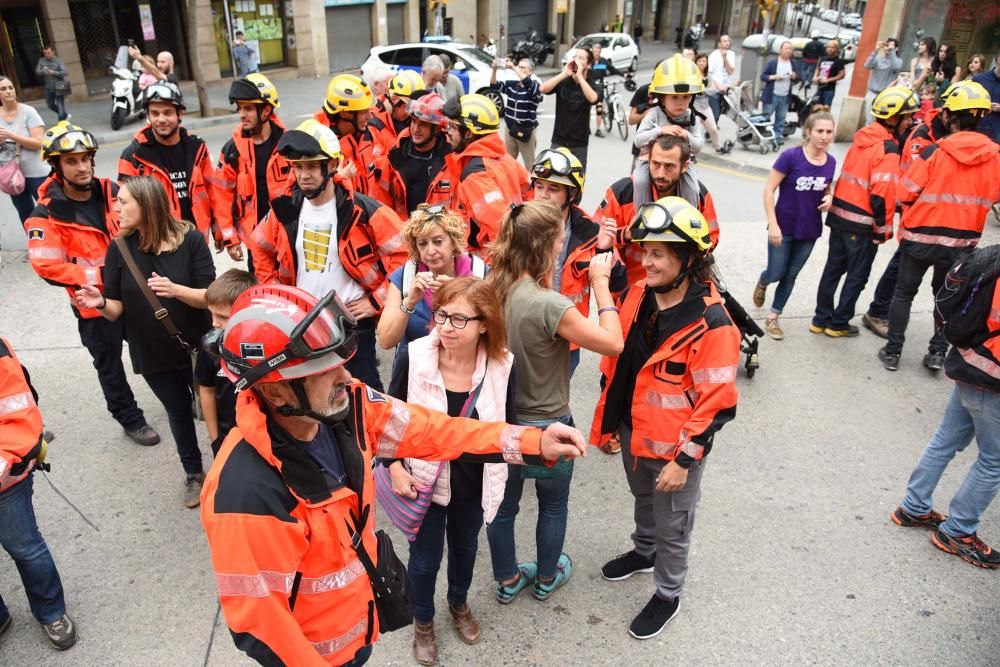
[300, 162, 332, 200]
[273, 379, 350, 426]
[651, 248, 699, 295]
[63, 176, 92, 193]
[240, 108, 265, 138]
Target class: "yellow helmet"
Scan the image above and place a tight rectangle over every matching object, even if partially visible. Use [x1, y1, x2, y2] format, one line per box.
[940, 80, 992, 115]
[387, 70, 425, 99]
[323, 74, 374, 115]
[228, 73, 280, 108]
[41, 121, 98, 161]
[442, 94, 500, 135]
[630, 196, 713, 252]
[531, 148, 585, 202]
[277, 118, 342, 162]
[871, 85, 919, 119]
[649, 55, 704, 95]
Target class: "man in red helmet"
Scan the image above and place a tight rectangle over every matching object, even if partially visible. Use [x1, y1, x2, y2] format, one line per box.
[200, 284, 587, 666]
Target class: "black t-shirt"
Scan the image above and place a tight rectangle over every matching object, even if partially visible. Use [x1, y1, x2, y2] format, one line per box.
[399, 137, 448, 215]
[630, 83, 653, 157]
[392, 116, 409, 135]
[102, 228, 215, 375]
[253, 132, 279, 223]
[588, 57, 617, 89]
[69, 195, 108, 234]
[816, 57, 845, 92]
[194, 345, 236, 446]
[802, 40, 825, 61]
[154, 140, 194, 222]
[552, 77, 595, 148]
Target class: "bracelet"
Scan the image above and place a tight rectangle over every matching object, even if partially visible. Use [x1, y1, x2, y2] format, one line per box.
[598, 306, 619, 315]
[399, 302, 415, 315]
[97, 296, 107, 310]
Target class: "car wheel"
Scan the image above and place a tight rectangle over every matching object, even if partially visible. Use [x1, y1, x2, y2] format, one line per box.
[630, 56, 638, 72]
[479, 88, 505, 116]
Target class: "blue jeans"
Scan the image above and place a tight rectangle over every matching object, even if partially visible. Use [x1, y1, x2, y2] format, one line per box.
[761, 94, 789, 143]
[800, 61, 817, 85]
[707, 91, 723, 123]
[10, 175, 47, 224]
[346, 317, 383, 392]
[0, 475, 67, 625]
[867, 247, 900, 320]
[816, 87, 836, 108]
[812, 230, 879, 329]
[408, 500, 484, 623]
[759, 236, 815, 314]
[901, 384, 1000, 537]
[44, 90, 67, 121]
[569, 348, 580, 378]
[487, 414, 574, 582]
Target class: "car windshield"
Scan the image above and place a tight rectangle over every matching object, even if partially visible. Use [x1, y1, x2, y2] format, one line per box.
[456, 46, 494, 67]
[576, 36, 613, 49]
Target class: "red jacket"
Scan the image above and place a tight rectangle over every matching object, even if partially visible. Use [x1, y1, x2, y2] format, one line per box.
[249, 177, 407, 311]
[590, 281, 740, 463]
[24, 176, 120, 319]
[118, 126, 232, 246]
[370, 130, 453, 218]
[898, 131, 1000, 257]
[445, 132, 530, 252]
[202, 384, 546, 665]
[826, 122, 901, 241]
[314, 111, 380, 198]
[901, 108, 945, 171]
[0, 338, 45, 494]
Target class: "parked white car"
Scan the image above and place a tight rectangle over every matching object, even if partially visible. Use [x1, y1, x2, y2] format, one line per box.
[560, 33, 640, 72]
[842, 13, 863, 28]
[820, 9, 840, 22]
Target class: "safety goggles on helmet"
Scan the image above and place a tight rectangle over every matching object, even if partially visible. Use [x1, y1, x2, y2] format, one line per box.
[531, 149, 573, 180]
[630, 202, 705, 247]
[49, 130, 99, 155]
[143, 81, 185, 110]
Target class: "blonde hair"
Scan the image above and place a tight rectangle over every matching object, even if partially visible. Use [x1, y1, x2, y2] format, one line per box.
[402, 205, 467, 261]
[486, 200, 562, 306]
[121, 176, 192, 253]
[801, 108, 835, 147]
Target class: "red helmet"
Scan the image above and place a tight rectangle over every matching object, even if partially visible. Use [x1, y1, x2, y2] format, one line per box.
[407, 92, 448, 128]
[220, 285, 357, 390]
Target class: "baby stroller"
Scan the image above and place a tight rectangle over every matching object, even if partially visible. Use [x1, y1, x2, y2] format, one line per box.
[709, 261, 763, 378]
[722, 81, 779, 154]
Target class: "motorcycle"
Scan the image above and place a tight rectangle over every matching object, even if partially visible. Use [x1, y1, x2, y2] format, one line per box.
[684, 19, 708, 49]
[510, 30, 556, 67]
[107, 45, 145, 131]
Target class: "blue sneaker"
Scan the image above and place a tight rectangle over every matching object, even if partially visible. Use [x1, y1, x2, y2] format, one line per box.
[495, 561, 537, 604]
[533, 553, 572, 601]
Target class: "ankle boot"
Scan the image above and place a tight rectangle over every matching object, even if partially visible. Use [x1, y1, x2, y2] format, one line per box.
[448, 602, 481, 644]
[413, 621, 438, 666]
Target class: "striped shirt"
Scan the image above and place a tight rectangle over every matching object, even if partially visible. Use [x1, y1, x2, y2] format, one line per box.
[497, 77, 543, 129]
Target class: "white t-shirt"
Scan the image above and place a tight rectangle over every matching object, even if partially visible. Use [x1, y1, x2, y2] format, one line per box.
[774, 59, 794, 96]
[707, 49, 736, 89]
[295, 197, 365, 303]
[0, 104, 49, 178]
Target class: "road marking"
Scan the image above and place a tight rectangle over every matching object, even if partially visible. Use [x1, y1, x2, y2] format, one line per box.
[698, 161, 768, 183]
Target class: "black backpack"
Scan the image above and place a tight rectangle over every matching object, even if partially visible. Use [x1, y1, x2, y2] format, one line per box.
[936, 245, 1000, 349]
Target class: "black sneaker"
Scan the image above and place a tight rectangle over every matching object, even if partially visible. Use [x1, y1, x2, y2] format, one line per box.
[628, 594, 680, 639]
[891, 506, 945, 530]
[931, 529, 1000, 569]
[601, 550, 655, 581]
[923, 352, 945, 371]
[125, 424, 161, 446]
[595, 129, 605, 138]
[878, 347, 900, 371]
[43, 613, 77, 650]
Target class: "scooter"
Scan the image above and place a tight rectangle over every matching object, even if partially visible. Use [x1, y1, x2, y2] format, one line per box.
[684, 19, 708, 49]
[107, 45, 144, 131]
[510, 30, 556, 67]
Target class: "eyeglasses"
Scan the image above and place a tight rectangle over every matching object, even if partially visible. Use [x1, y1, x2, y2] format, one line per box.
[433, 309, 484, 330]
[630, 202, 696, 243]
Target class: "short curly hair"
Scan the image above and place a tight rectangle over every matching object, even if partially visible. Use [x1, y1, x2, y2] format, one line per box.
[401, 205, 468, 261]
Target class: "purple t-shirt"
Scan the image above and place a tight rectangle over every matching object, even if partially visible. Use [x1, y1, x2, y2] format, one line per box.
[772, 146, 837, 240]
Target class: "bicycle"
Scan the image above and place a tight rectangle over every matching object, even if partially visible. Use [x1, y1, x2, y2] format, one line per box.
[601, 78, 630, 141]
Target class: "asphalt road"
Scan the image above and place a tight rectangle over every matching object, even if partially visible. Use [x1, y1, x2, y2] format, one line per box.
[1, 75, 998, 666]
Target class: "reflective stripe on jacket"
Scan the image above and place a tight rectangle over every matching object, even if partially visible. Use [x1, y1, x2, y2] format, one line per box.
[24, 176, 119, 319]
[201, 383, 545, 665]
[590, 281, 740, 463]
[370, 130, 453, 218]
[945, 279, 1000, 392]
[825, 122, 901, 240]
[0, 338, 44, 494]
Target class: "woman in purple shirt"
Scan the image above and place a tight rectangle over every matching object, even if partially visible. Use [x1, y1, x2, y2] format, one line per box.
[752, 109, 836, 339]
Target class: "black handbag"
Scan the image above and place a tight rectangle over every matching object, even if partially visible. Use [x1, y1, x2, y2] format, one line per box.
[347, 504, 412, 633]
[509, 122, 535, 142]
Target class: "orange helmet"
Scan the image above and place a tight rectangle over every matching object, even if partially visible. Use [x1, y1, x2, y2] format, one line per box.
[407, 92, 448, 128]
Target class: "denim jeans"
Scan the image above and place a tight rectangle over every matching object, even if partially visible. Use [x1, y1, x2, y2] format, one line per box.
[759, 236, 815, 314]
[487, 414, 574, 582]
[707, 91, 724, 124]
[77, 317, 147, 431]
[143, 367, 204, 475]
[0, 475, 67, 625]
[346, 317, 383, 392]
[901, 383, 1000, 537]
[44, 90, 67, 121]
[886, 248, 955, 356]
[761, 94, 789, 143]
[10, 175, 48, 224]
[569, 348, 580, 378]
[817, 87, 836, 107]
[800, 62, 817, 86]
[867, 247, 900, 320]
[408, 501, 484, 624]
[812, 230, 879, 329]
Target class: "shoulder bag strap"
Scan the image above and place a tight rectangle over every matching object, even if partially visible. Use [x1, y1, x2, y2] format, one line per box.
[113, 236, 190, 351]
[13, 105, 22, 161]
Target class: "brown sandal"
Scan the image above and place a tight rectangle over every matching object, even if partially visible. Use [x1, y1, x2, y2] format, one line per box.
[599, 432, 622, 455]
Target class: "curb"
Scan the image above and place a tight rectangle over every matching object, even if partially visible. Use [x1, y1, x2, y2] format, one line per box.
[697, 150, 772, 178]
[92, 112, 240, 146]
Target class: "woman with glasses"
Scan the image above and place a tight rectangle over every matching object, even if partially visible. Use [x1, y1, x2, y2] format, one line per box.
[591, 196, 739, 640]
[377, 205, 487, 372]
[486, 199, 623, 604]
[383, 277, 515, 665]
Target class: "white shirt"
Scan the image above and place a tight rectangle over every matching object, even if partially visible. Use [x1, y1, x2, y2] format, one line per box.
[295, 196, 365, 303]
[707, 49, 736, 88]
[774, 58, 793, 96]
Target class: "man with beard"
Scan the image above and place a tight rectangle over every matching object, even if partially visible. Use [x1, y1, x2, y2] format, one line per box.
[250, 119, 407, 391]
[215, 73, 293, 264]
[367, 70, 425, 160]
[118, 82, 237, 254]
[23, 121, 159, 446]
[371, 91, 452, 218]
[314, 73, 380, 197]
[596, 134, 719, 284]
[201, 284, 587, 666]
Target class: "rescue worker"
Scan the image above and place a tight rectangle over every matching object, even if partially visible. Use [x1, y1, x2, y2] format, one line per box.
[214, 73, 292, 263]
[442, 93, 530, 252]
[880, 80, 1000, 371]
[591, 197, 740, 640]
[200, 284, 587, 665]
[810, 85, 918, 338]
[24, 121, 159, 446]
[371, 91, 453, 218]
[0, 337, 78, 650]
[250, 119, 407, 392]
[117, 82, 237, 254]
[315, 73, 379, 197]
[368, 69, 425, 158]
[596, 134, 720, 284]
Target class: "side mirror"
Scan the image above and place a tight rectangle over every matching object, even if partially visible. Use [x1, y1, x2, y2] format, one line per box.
[452, 60, 467, 72]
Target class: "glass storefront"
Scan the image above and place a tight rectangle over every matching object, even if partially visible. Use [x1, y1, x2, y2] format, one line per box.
[212, 0, 287, 78]
[0, 5, 49, 99]
[899, 0, 999, 71]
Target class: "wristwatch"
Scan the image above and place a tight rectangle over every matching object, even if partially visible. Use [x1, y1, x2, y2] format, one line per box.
[400, 302, 416, 315]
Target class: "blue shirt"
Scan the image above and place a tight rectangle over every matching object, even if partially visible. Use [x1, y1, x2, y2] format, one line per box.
[972, 70, 1000, 143]
[304, 425, 347, 490]
[388, 266, 434, 368]
[498, 76, 543, 129]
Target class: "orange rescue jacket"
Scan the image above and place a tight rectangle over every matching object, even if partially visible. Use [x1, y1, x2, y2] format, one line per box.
[901, 108, 945, 171]
[201, 384, 546, 665]
[249, 177, 407, 311]
[314, 111, 380, 197]
[590, 281, 740, 463]
[370, 130, 453, 218]
[24, 176, 120, 319]
[826, 122, 901, 241]
[0, 338, 45, 494]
